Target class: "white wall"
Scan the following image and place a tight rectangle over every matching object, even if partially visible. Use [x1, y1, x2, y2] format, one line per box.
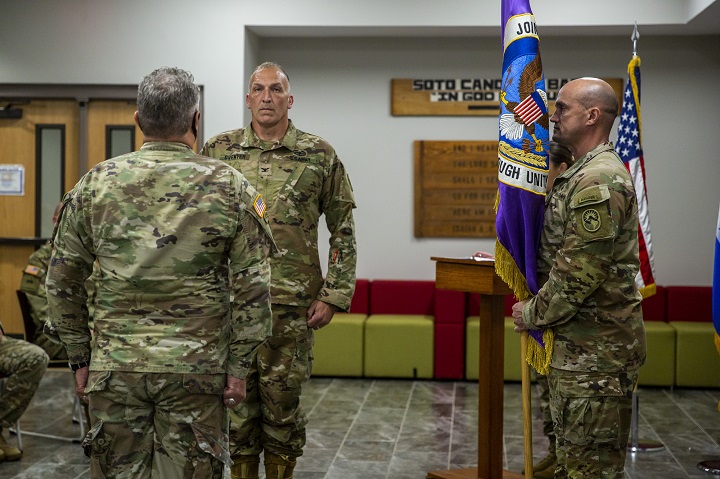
[1, 0, 718, 286]
[260, 35, 720, 286]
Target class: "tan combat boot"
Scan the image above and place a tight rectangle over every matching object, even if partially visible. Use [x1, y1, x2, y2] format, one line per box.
[532, 441, 556, 479]
[264, 451, 297, 479]
[230, 455, 260, 479]
[0, 433, 22, 461]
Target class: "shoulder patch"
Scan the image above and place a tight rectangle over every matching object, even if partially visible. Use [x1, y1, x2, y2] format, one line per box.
[24, 265, 41, 276]
[581, 209, 602, 232]
[253, 194, 267, 218]
[570, 184, 610, 208]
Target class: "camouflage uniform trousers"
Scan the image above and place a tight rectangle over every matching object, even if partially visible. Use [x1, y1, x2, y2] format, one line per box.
[83, 370, 230, 479]
[532, 369, 553, 439]
[228, 304, 313, 459]
[548, 367, 638, 479]
[0, 335, 49, 428]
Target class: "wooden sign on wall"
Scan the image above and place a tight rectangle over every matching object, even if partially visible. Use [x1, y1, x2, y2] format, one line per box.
[414, 140, 498, 238]
[392, 78, 623, 116]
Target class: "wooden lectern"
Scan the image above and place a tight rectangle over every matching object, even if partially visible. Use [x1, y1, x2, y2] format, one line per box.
[427, 257, 522, 479]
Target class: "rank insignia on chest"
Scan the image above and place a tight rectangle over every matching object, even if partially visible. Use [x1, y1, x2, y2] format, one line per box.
[253, 194, 267, 218]
[24, 265, 41, 276]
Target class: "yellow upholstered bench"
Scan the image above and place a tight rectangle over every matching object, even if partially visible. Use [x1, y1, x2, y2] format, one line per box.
[637, 321, 675, 386]
[666, 286, 718, 387]
[635, 287, 675, 386]
[670, 321, 720, 387]
[362, 280, 436, 379]
[310, 279, 369, 378]
[364, 314, 434, 378]
[466, 316, 675, 385]
[312, 313, 367, 377]
[465, 316, 522, 381]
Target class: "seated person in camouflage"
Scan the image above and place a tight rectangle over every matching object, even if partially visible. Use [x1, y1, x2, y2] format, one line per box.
[47, 67, 274, 479]
[19, 203, 67, 360]
[0, 320, 49, 462]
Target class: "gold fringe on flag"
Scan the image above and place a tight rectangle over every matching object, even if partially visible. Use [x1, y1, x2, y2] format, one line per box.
[638, 283, 656, 299]
[494, 239, 532, 301]
[628, 56, 642, 141]
[494, 236, 554, 375]
[526, 329, 554, 376]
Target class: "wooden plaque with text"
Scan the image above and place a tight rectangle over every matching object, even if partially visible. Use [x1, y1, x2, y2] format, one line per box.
[392, 78, 623, 117]
[414, 140, 498, 238]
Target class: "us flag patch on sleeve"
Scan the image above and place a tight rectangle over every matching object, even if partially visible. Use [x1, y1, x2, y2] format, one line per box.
[253, 194, 267, 218]
[24, 265, 41, 276]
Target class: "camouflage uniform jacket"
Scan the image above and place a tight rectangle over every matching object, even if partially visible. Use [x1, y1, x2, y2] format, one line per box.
[19, 242, 54, 334]
[202, 121, 357, 311]
[47, 142, 274, 378]
[522, 142, 646, 373]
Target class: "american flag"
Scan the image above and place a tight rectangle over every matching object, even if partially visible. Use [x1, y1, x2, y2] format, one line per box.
[253, 194, 267, 218]
[615, 56, 656, 298]
[513, 91, 546, 126]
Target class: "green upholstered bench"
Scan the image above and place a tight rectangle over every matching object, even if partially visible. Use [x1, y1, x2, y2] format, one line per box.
[465, 316, 522, 382]
[310, 279, 369, 378]
[666, 286, 718, 387]
[637, 286, 675, 386]
[364, 314, 434, 378]
[637, 321, 675, 386]
[362, 279, 436, 379]
[312, 313, 367, 377]
[466, 316, 676, 385]
[670, 321, 720, 387]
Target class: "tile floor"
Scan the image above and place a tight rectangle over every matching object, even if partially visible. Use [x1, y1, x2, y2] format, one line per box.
[3, 369, 720, 478]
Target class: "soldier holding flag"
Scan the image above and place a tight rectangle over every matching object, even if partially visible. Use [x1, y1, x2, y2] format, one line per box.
[512, 78, 646, 479]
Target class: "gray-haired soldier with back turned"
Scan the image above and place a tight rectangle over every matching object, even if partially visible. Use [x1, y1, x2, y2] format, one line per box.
[47, 66, 274, 478]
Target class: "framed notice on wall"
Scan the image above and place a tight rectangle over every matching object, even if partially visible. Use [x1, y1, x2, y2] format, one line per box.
[0, 164, 25, 195]
[414, 140, 498, 238]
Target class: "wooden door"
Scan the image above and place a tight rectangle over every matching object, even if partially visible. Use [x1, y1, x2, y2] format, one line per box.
[0, 100, 78, 334]
[87, 100, 142, 169]
[0, 99, 144, 335]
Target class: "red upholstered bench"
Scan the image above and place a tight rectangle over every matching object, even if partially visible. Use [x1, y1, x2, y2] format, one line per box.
[433, 288, 466, 379]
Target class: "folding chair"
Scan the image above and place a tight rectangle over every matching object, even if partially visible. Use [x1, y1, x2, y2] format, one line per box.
[8, 290, 88, 444]
[9, 395, 86, 447]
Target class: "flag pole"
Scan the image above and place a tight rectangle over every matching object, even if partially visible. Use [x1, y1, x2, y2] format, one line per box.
[625, 20, 664, 455]
[521, 331, 533, 477]
[632, 22, 639, 57]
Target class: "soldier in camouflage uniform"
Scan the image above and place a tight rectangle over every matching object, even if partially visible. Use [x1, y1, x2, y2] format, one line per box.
[526, 141, 575, 479]
[512, 78, 646, 479]
[20, 239, 67, 360]
[47, 67, 274, 479]
[19, 203, 68, 360]
[0, 320, 49, 462]
[202, 62, 357, 479]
